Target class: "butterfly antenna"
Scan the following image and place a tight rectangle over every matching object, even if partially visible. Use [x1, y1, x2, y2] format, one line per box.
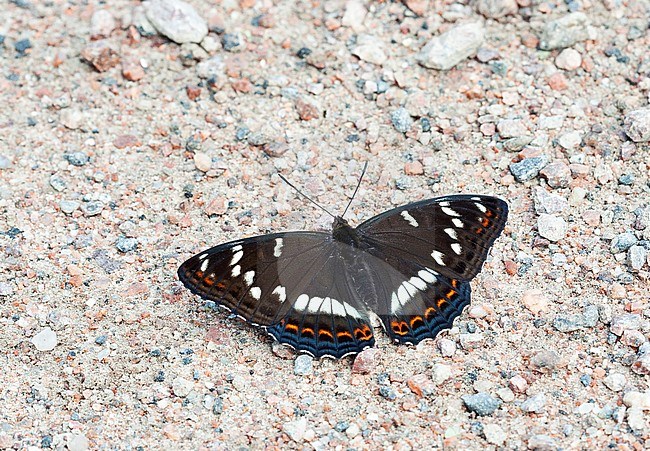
[278, 173, 336, 218]
[342, 161, 368, 218]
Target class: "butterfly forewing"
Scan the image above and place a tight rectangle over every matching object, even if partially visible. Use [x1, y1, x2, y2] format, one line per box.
[358, 195, 508, 281]
[178, 233, 376, 358]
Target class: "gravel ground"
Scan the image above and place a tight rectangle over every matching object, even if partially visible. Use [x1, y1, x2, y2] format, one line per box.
[1, 0, 650, 449]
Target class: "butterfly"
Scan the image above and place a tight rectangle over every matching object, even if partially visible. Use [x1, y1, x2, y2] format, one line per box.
[178, 170, 508, 359]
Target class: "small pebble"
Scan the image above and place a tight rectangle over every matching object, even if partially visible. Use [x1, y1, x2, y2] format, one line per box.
[390, 108, 413, 133]
[496, 119, 527, 138]
[60, 200, 80, 214]
[283, 417, 307, 442]
[537, 214, 567, 242]
[475, 0, 517, 19]
[509, 156, 549, 182]
[416, 22, 485, 70]
[538, 12, 589, 50]
[530, 350, 561, 372]
[32, 327, 58, 351]
[528, 435, 558, 450]
[193, 152, 211, 172]
[82, 201, 104, 217]
[520, 393, 546, 413]
[623, 108, 650, 142]
[521, 289, 548, 315]
[540, 161, 571, 188]
[0, 282, 14, 296]
[603, 373, 626, 392]
[431, 363, 453, 385]
[438, 338, 456, 357]
[67, 434, 90, 451]
[116, 237, 138, 253]
[352, 347, 379, 374]
[221, 33, 244, 52]
[555, 48, 582, 70]
[627, 245, 646, 270]
[461, 393, 501, 416]
[64, 152, 89, 166]
[610, 232, 637, 253]
[483, 423, 506, 446]
[145, 0, 208, 44]
[294, 354, 313, 376]
[172, 376, 194, 397]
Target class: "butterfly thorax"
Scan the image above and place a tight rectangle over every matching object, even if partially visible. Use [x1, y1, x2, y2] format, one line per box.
[332, 216, 362, 247]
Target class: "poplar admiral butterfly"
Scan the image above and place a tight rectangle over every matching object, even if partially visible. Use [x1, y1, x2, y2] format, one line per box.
[178, 167, 508, 359]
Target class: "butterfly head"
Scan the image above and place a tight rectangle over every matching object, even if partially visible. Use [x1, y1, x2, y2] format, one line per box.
[332, 216, 361, 247]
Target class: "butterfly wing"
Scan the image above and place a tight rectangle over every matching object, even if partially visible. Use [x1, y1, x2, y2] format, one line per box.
[356, 195, 508, 344]
[178, 232, 375, 358]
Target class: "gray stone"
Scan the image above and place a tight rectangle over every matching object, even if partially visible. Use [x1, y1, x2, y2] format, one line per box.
[539, 12, 589, 50]
[416, 22, 485, 71]
[294, 354, 313, 376]
[32, 327, 58, 351]
[624, 108, 650, 142]
[520, 393, 546, 413]
[116, 237, 138, 253]
[64, 152, 89, 166]
[391, 108, 413, 133]
[610, 232, 637, 253]
[628, 245, 647, 271]
[461, 393, 501, 416]
[82, 201, 104, 217]
[145, 0, 208, 44]
[49, 175, 66, 192]
[537, 214, 567, 242]
[538, 114, 565, 130]
[509, 156, 548, 182]
[221, 33, 245, 52]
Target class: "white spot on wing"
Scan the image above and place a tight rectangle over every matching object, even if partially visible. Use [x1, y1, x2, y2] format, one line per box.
[418, 270, 437, 284]
[397, 285, 410, 305]
[403, 281, 418, 297]
[328, 298, 348, 316]
[198, 253, 209, 260]
[250, 287, 261, 300]
[470, 196, 482, 201]
[391, 293, 401, 313]
[295, 294, 309, 311]
[231, 250, 243, 266]
[400, 211, 419, 227]
[307, 297, 324, 314]
[231, 265, 241, 277]
[274, 238, 283, 257]
[200, 258, 209, 272]
[474, 202, 487, 213]
[451, 243, 462, 255]
[439, 201, 450, 207]
[444, 228, 458, 240]
[232, 245, 243, 252]
[244, 271, 255, 286]
[272, 285, 287, 303]
[452, 218, 464, 228]
[409, 276, 427, 291]
[431, 250, 445, 266]
[342, 302, 363, 319]
[441, 207, 460, 217]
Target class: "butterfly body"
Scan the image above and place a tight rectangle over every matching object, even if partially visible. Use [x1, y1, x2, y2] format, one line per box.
[179, 194, 508, 359]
